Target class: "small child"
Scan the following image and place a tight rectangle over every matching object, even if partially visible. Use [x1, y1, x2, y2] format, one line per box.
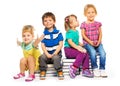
[80, 4, 107, 77]
[13, 25, 43, 82]
[64, 14, 93, 78]
[39, 12, 64, 80]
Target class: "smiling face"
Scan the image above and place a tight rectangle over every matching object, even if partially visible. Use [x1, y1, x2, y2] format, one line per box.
[22, 31, 33, 45]
[43, 17, 55, 29]
[22, 25, 34, 45]
[84, 4, 97, 22]
[85, 7, 96, 22]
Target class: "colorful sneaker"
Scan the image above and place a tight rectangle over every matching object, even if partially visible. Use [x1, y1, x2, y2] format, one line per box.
[57, 71, 64, 80]
[13, 73, 25, 79]
[40, 71, 46, 80]
[82, 69, 94, 78]
[25, 74, 35, 82]
[93, 68, 100, 77]
[69, 65, 77, 79]
[100, 70, 108, 78]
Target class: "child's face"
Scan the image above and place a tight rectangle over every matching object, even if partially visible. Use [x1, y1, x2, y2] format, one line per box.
[43, 17, 55, 29]
[22, 32, 33, 44]
[85, 7, 96, 22]
[70, 17, 79, 28]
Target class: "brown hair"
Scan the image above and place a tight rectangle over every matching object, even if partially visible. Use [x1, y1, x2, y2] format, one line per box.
[84, 4, 97, 16]
[22, 25, 34, 37]
[64, 14, 77, 31]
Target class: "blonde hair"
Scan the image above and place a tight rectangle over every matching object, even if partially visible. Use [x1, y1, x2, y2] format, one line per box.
[64, 14, 77, 31]
[22, 25, 34, 37]
[84, 4, 97, 16]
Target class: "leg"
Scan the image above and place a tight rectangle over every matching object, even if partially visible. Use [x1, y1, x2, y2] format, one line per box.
[13, 57, 26, 79]
[96, 44, 106, 70]
[64, 47, 87, 68]
[27, 56, 35, 75]
[39, 53, 48, 71]
[25, 56, 35, 82]
[84, 44, 98, 69]
[20, 57, 27, 73]
[52, 55, 62, 71]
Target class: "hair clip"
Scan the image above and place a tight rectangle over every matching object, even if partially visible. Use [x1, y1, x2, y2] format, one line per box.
[65, 18, 69, 22]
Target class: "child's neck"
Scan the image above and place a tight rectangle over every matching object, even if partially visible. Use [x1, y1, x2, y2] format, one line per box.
[87, 20, 94, 23]
[47, 27, 54, 32]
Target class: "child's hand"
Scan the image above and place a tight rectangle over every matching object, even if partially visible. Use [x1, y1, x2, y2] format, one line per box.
[46, 53, 53, 58]
[17, 38, 21, 46]
[77, 46, 87, 53]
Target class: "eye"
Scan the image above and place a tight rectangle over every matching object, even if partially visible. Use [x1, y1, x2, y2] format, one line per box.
[23, 35, 25, 37]
[27, 34, 30, 37]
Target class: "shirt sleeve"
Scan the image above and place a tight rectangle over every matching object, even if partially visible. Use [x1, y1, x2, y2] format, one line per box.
[58, 32, 64, 41]
[66, 32, 73, 40]
[80, 22, 85, 29]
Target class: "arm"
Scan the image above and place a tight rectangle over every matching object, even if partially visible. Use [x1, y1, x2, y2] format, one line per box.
[17, 38, 22, 46]
[41, 43, 53, 58]
[33, 34, 44, 48]
[81, 29, 94, 46]
[53, 41, 63, 55]
[68, 39, 86, 53]
[96, 27, 102, 46]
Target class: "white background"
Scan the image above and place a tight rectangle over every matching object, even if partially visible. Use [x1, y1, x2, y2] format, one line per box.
[0, 0, 120, 86]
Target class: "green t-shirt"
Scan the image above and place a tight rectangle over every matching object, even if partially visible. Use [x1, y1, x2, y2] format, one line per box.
[64, 29, 79, 47]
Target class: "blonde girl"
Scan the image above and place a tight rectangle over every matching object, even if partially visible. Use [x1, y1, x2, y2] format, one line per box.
[13, 25, 43, 81]
[80, 4, 107, 77]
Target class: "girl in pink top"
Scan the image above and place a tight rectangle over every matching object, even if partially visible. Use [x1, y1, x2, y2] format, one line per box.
[80, 4, 107, 77]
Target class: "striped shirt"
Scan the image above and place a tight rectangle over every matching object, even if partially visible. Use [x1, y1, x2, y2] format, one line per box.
[80, 21, 102, 44]
[42, 27, 63, 54]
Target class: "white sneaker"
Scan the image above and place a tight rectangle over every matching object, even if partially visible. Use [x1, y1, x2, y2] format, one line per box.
[100, 70, 107, 78]
[93, 69, 100, 77]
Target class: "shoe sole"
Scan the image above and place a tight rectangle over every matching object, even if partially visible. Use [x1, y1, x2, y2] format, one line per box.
[40, 77, 46, 80]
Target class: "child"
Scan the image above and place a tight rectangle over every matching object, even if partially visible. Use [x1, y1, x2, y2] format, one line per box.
[39, 12, 64, 80]
[80, 4, 107, 77]
[13, 25, 43, 82]
[64, 14, 93, 79]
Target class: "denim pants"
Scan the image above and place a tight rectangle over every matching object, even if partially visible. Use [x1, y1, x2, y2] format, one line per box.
[84, 43, 106, 69]
[64, 47, 89, 69]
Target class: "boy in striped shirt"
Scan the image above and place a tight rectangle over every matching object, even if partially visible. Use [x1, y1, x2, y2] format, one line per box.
[39, 12, 64, 80]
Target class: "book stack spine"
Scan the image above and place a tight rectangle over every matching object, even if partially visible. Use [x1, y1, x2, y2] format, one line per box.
[62, 59, 80, 75]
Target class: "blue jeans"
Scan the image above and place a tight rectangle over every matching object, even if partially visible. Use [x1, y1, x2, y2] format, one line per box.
[84, 44, 106, 69]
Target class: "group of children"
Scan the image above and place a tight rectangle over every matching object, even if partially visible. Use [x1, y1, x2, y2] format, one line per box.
[13, 4, 107, 82]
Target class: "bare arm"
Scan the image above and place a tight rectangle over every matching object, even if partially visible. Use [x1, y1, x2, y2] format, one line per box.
[17, 38, 22, 46]
[41, 43, 52, 58]
[53, 41, 63, 55]
[68, 39, 86, 53]
[33, 34, 44, 48]
[96, 27, 102, 46]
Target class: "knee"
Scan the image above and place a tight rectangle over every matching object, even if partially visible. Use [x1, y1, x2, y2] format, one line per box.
[20, 58, 27, 64]
[52, 55, 60, 60]
[27, 56, 34, 62]
[40, 54, 47, 61]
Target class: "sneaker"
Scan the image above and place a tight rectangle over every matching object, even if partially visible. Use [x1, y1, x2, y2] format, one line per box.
[100, 70, 107, 78]
[69, 65, 77, 79]
[93, 69, 100, 77]
[13, 73, 25, 79]
[25, 74, 35, 82]
[57, 71, 64, 80]
[82, 69, 94, 78]
[40, 71, 46, 80]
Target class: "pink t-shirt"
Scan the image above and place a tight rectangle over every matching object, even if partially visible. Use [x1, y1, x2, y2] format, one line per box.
[80, 21, 102, 44]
